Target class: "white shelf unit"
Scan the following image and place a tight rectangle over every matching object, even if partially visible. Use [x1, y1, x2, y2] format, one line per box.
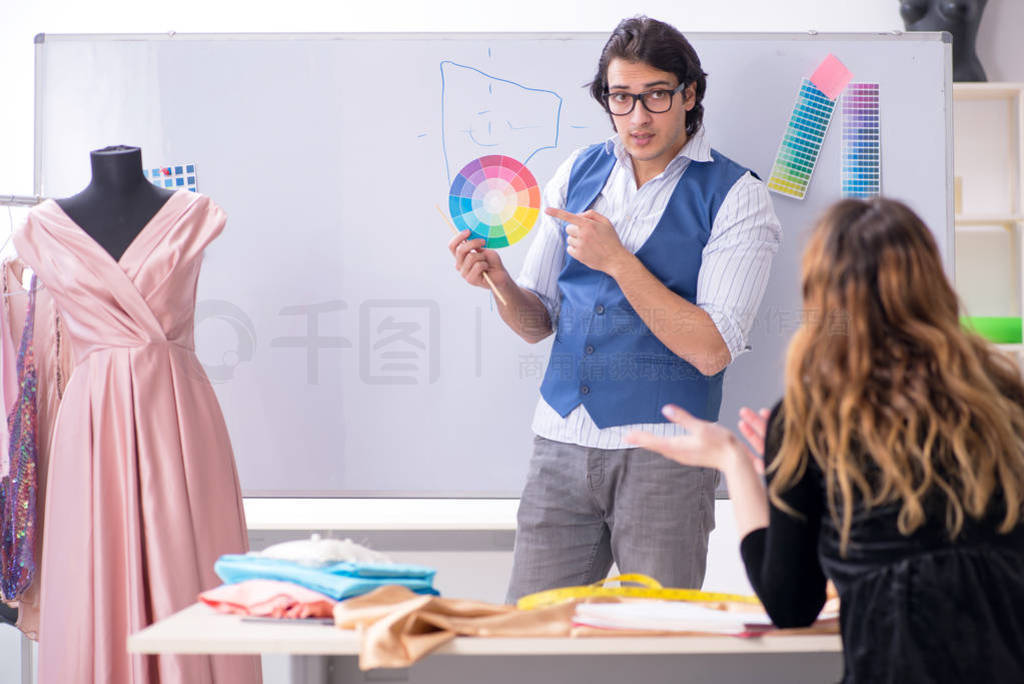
[953, 83, 1024, 356]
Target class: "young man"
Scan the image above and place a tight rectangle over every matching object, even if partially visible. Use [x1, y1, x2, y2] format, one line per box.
[448, 16, 782, 602]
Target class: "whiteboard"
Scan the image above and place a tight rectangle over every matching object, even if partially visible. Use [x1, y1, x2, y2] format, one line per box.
[33, 32, 952, 496]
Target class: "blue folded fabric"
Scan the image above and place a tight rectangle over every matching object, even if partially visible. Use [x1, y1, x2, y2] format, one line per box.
[214, 555, 439, 601]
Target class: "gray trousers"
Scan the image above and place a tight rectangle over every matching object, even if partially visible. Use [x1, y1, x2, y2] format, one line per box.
[506, 435, 719, 604]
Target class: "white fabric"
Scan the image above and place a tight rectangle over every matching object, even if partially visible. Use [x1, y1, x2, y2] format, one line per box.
[257, 534, 392, 566]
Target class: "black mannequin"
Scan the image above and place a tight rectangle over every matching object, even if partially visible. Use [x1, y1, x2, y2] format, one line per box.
[900, 0, 989, 82]
[56, 146, 176, 262]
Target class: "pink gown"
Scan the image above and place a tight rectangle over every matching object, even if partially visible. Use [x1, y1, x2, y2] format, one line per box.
[13, 190, 261, 683]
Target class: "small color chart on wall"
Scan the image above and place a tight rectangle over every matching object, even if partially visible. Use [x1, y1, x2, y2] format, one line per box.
[448, 155, 540, 248]
[841, 83, 881, 198]
[145, 164, 198, 192]
[767, 54, 853, 200]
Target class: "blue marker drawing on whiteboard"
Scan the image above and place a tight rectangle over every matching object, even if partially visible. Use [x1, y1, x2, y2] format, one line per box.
[440, 60, 562, 184]
[507, 121, 541, 131]
[464, 130, 499, 147]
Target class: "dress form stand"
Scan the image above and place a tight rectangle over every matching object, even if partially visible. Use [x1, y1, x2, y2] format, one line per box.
[900, 0, 989, 82]
[56, 146, 176, 261]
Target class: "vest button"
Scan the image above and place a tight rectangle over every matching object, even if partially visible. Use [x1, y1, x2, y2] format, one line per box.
[581, 385, 591, 395]
[585, 345, 595, 354]
[594, 304, 605, 314]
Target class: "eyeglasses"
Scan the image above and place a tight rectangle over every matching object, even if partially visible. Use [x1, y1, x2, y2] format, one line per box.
[602, 82, 688, 116]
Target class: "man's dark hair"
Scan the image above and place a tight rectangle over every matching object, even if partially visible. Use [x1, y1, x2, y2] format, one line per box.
[589, 16, 708, 137]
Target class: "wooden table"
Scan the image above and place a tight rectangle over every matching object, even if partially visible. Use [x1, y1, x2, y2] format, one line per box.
[129, 603, 844, 684]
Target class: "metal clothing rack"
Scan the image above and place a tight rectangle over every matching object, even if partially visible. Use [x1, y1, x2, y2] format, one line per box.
[0, 196, 45, 296]
[0, 194, 47, 208]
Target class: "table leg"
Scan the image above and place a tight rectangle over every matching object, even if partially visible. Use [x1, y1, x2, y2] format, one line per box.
[289, 654, 333, 683]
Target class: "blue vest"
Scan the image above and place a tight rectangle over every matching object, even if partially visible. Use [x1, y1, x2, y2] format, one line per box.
[539, 142, 751, 428]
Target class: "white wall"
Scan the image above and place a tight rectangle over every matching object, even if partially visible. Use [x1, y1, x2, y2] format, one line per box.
[976, 0, 1024, 83]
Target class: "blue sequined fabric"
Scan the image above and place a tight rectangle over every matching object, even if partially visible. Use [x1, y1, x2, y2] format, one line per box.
[1, 274, 38, 601]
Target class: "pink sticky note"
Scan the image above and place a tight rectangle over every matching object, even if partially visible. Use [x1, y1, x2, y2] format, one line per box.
[810, 54, 853, 100]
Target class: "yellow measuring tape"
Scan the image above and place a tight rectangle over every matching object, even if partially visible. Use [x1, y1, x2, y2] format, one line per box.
[516, 574, 762, 610]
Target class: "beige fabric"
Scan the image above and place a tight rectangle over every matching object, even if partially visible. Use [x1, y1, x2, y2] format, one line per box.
[333, 585, 838, 670]
[334, 585, 577, 669]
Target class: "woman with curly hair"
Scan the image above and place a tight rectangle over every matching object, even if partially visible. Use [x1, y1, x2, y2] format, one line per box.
[629, 197, 1024, 683]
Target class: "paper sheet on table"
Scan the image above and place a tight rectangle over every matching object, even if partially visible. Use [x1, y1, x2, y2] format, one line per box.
[574, 601, 839, 635]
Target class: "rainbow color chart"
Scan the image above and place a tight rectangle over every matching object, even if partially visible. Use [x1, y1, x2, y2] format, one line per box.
[841, 83, 881, 198]
[766, 79, 837, 200]
[449, 155, 540, 248]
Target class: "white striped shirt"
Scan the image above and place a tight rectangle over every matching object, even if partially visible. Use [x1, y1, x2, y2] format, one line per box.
[515, 126, 782, 449]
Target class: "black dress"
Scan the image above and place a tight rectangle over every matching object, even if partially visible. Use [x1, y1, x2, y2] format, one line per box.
[741, 403, 1024, 683]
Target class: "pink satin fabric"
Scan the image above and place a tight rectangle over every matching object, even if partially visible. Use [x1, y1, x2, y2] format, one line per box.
[0, 258, 74, 639]
[200, 579, 337, 619]
[13, 191, 260, 683]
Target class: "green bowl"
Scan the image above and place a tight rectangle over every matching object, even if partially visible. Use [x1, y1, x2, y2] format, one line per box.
[961, 316, 1023, 344]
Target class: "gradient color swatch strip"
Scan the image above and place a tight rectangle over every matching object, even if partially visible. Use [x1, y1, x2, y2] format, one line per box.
[449, 155, 540, 248]
[841, 83, 880, 198]
[767, 79, 837, 200]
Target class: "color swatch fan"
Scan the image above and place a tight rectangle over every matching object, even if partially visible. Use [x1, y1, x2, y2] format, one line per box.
[448, 155, 540, 248]
[841, 83, 881, 198]
[767, 54, 852, 200]
[146, 163, 198, 192]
